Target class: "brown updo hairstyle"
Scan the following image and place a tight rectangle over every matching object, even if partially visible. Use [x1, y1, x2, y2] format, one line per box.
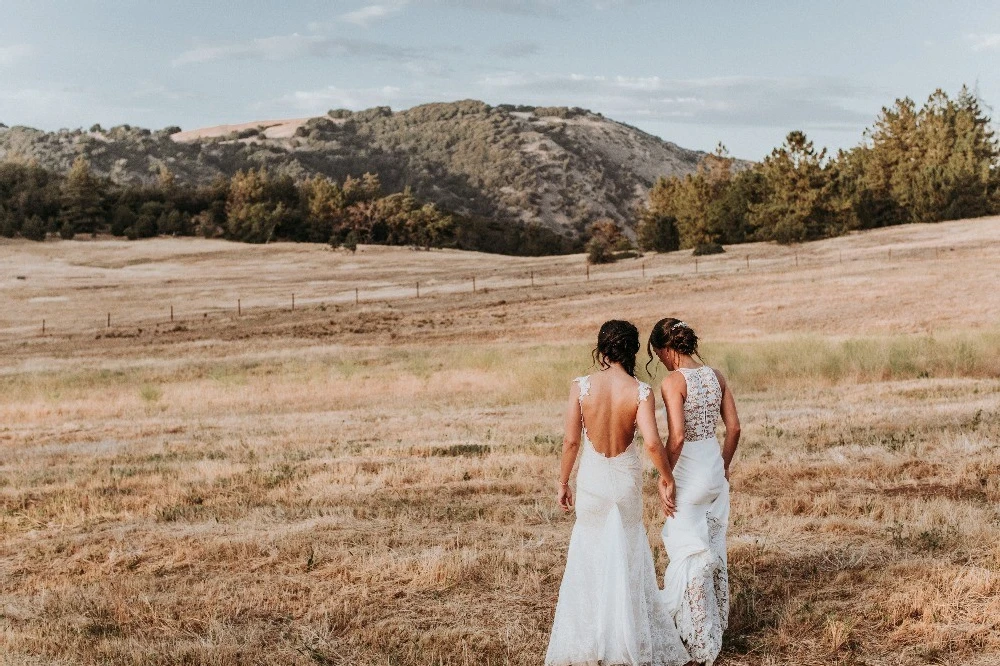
[592, 319, 641, 377]
[646, 317, 701, 375]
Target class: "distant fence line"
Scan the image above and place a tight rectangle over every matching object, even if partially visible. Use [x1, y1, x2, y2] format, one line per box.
[9, 243, 968, 340]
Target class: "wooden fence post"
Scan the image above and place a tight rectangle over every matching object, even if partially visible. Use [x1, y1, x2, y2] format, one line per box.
[107, 312, 111, 328]
[530, 270, 534, 287]
[170, 305, 174, 322]
[355, 288, 359, 305]
[416, 282, 420, 298]
[291, 293, 295, 311]
[42, 319, 45, 334]
[238, 299, 241, 316]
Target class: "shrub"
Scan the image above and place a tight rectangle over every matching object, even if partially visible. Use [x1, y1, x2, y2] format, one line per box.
[342, 230, 359, 253]
[0, 207, 14, 237]
[693, 242, 725, 256]
[110, 205, 136, 236]
[21, 216, 46, 241]
[587, 237, 615, 264]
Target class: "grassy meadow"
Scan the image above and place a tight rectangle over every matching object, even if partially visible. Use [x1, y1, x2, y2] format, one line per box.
[1, 218, 999, 665]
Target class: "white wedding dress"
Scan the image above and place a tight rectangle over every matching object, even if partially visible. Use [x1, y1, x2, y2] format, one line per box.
[661, 365, 730, 665]
[546, 375, 691, 666]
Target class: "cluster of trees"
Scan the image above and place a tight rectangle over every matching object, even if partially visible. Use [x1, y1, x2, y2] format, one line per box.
[0, 158, 451, 246]
[0, 157, 576, 254]
[637, 87, 1000, 251]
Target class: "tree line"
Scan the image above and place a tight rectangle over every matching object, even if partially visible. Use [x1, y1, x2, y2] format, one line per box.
[0, 159, 576, 255]
[634, 87, 1000, 255]
[5, 86, 995, 259]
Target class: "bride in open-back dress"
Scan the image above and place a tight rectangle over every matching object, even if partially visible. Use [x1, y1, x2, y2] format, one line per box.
[546, 320, 691, 666]
[647, 318, 742, 666]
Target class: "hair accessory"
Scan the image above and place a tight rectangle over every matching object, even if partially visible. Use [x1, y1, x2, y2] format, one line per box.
[671, 321, 689, 330]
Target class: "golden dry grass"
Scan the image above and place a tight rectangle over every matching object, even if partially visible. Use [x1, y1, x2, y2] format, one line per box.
[1, 218, 999, 665]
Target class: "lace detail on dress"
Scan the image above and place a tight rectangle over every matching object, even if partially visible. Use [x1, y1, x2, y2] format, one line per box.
[677, 558, 726, 664]
[708, 515, 730, 634]
[674, 515, 729, 663]
[575, 375, 647, 460]
[677, 366, 722, 441]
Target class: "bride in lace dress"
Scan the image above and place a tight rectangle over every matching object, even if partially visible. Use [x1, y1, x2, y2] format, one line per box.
[546, 320, 691, 666]
[647, 319, 742, 666]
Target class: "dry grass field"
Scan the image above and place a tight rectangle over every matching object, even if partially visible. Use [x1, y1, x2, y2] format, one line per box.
[1, 217, 999, 665]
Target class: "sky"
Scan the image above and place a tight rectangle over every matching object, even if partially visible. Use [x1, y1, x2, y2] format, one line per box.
[1, 0, 1000, 160]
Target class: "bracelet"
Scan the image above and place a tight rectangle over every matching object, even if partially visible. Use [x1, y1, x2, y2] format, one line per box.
[559, 480, 570, 487]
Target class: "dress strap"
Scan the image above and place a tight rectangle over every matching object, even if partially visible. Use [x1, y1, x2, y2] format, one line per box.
[637, 380, 651, 403]
[575, 375, 591, 406]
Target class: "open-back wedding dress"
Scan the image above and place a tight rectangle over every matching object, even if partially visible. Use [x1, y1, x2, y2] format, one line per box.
[546, 375, 690, 666]
[661, 365, 730, 665]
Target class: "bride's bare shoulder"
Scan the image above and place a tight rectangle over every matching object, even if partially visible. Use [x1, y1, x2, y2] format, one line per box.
[660, 370, 686, 394]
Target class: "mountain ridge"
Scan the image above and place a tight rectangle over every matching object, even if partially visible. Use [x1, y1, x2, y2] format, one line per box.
[0, 99, 710, 236]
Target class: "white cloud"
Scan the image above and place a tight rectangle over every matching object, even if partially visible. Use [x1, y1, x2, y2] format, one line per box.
[477, 72, 882, 129]
[490, 39, 542, 58]
[131, 81, 194, 103]
[409, 0, 636, 18]
[341, 2, 409, 26]
[172, 34, 422, 66]
[967, 33, 1000, 51]
[278, 85, 405, 113]
[0, 84, 171, 130]
[0, 44, 32, 67]
[436, 0, 562, 15]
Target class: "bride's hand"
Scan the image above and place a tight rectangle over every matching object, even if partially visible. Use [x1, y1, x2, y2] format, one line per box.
[558, 483, 573, 512]
[724, 465, 731, 482]
[657, 477, 676, 518]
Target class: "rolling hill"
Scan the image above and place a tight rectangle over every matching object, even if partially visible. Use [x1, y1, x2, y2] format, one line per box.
[0, 100, 706, 236]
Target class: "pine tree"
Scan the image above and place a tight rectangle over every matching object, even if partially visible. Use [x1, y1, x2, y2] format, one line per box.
[58, 157, 104, 236]
[748, 131, 845, 243]
[636, 207, 679, 252]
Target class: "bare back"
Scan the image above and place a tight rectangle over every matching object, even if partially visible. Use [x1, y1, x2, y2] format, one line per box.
[578, 370, 650, 457]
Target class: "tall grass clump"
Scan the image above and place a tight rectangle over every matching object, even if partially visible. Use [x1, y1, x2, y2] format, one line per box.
[706, 329, 1000, 391]
[454, 343, 590, 404]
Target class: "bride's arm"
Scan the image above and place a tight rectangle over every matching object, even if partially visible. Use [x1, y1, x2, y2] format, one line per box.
[715, 370, 741, 480]
[636, 396, 676, 517]
[661, 372, 687, 469]
[556, 381, 582, 511]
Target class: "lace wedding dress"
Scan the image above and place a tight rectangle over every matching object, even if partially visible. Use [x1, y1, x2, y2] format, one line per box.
[661, 365, 730, 665]
[546, 376, 691, 666]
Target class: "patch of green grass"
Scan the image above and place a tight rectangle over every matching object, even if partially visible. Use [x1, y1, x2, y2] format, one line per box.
[139, 384, 161, 402]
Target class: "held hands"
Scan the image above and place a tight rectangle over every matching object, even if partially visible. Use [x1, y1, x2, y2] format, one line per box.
[657, 476, 676, 518]
[558, 482, 574, 512]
